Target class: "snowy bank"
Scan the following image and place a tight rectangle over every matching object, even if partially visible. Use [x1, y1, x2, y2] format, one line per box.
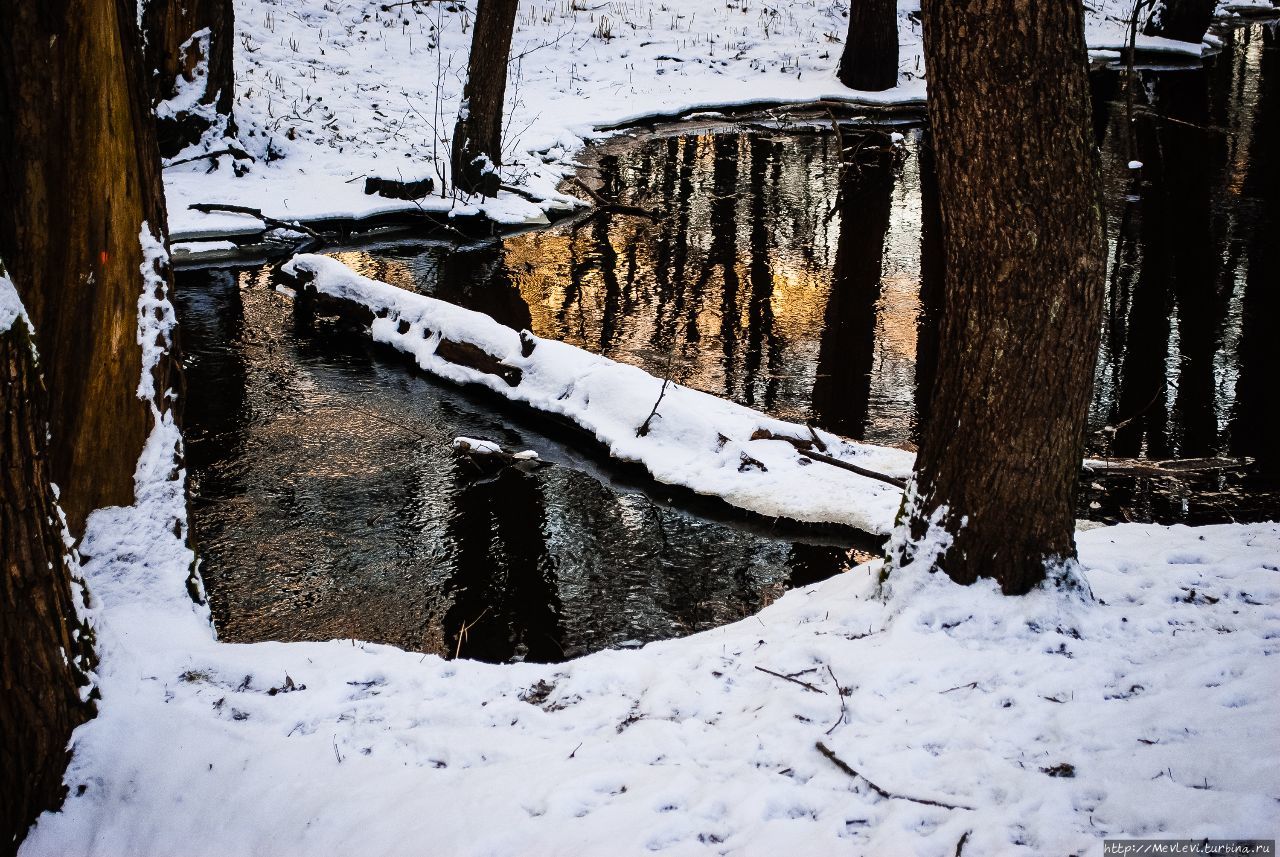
[21, 468, 1280, 855]
[281, 252, 914, 535]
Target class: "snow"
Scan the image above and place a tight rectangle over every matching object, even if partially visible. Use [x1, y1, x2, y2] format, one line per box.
[0, 266, 31, 337]
[164, 0, 1222, 243]
[283, 252, 914, 534]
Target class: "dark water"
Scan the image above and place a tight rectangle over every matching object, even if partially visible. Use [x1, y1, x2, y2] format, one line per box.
[178, 268, 873, 660]
[175, 22, 1278, 661]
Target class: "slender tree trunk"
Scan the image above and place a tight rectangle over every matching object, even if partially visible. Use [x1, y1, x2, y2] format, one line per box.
[0, 0, 176, 535]
[0, 286, 97, 856]
[141, 0, 237, 157]
[839, 0, 899, 92]
[451, 0, 520, 196]
[1144, 0, 1216, 43]
[895, 0, 1107, 594]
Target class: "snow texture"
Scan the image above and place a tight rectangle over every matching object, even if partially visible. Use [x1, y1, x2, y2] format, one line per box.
[165, 0, 1216, 242]
[283, 253, 914, 534]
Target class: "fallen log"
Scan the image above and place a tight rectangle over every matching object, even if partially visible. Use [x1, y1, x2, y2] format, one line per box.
[364, 175, 434, 201]
[280, 265, 523, 388]
[1082, 456, 1253, 477]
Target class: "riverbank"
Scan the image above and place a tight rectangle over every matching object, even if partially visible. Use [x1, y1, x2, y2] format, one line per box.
[166, 0, 1238, 252]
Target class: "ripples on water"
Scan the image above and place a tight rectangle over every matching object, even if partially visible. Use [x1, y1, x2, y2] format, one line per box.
[175, 23, 1278, 661]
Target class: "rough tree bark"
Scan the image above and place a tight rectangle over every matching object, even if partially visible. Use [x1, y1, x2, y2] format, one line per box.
[838, 0, 899, 92]
[141, 0, 237, 157]
[1144, 0, 1216, 43]
[0, 288, 98, 857]
[451, 0, 520, 196]
[895, 0, 1107, 594]
[0, 0, 176, 535]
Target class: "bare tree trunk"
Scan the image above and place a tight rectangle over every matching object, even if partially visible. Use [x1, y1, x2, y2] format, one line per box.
[1144, 0, 1216, 43]
[0, 0, 176, 535]
[895, 0, 1106, 595]
[141, 0, 237, 157]
[838, 0, 899, 92]
[451, 0, 520, 196]
[0, 292, 97, 856]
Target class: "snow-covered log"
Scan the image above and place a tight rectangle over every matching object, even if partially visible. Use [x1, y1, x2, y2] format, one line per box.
[279, 254, 915, 535]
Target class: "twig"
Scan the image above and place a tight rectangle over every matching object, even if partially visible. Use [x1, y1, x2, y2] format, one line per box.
[939, 681, 978, 694]
[454, 607, 490, 659]
[802, 451, 906, 489]
[755, 665, 827, 694]
[814, 742, 974, 810]
[955, 830, 971, 856]
[636, 347, 678, 437]
[824, 665, 847, 735]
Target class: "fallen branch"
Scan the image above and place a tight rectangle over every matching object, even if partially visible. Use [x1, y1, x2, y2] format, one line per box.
[755, 665, 827, 694]
[188, 203, 325, 242]
[164, 145, 256, 169]
[815, 742, 975, 810]
[750, 429, 905, 488]
[566, 176, 663, 220]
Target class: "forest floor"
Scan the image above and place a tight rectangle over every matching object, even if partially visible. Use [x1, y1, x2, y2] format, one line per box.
[166, 0, 1214, 243]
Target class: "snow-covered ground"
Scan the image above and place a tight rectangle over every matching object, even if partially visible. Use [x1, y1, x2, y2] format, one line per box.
[20, 424, 1280, 855]
[167, 0, 1219, 242]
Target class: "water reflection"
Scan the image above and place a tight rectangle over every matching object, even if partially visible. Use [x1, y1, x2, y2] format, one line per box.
[320, 24, 1275, 523]
[174, 268, 869, 660]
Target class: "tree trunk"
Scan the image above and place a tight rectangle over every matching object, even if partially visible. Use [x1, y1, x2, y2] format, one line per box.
[141, 0, 237, 157]
[838, 0, 899, 92]
[0, 0, 176, 536]
[0, 294, 97, 857]
[451, 0, 520, 196]
[895, 0, 1106, 594]
[1144, 0, 1216, 43]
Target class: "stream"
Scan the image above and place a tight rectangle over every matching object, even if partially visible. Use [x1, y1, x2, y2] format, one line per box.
[173, 21, 1278, 662]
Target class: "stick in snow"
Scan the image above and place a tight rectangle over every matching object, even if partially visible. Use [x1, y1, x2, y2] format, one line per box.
[754, 665, 827, 694]
[814, 742, 974, 810]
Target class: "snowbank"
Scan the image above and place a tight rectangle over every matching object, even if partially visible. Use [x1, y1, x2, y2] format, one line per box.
[281, 252, 914, 535]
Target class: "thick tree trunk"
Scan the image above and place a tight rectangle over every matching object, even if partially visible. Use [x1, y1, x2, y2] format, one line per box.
[838, 0, 899, 92]
[0, 0, 176, 535]
[451, 0, 520, 196]
[1144, 0, 1216, 43]
[896, 0, 1106, 594]
[141, 0, 237, 157]
[0, 298, 96, 857]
